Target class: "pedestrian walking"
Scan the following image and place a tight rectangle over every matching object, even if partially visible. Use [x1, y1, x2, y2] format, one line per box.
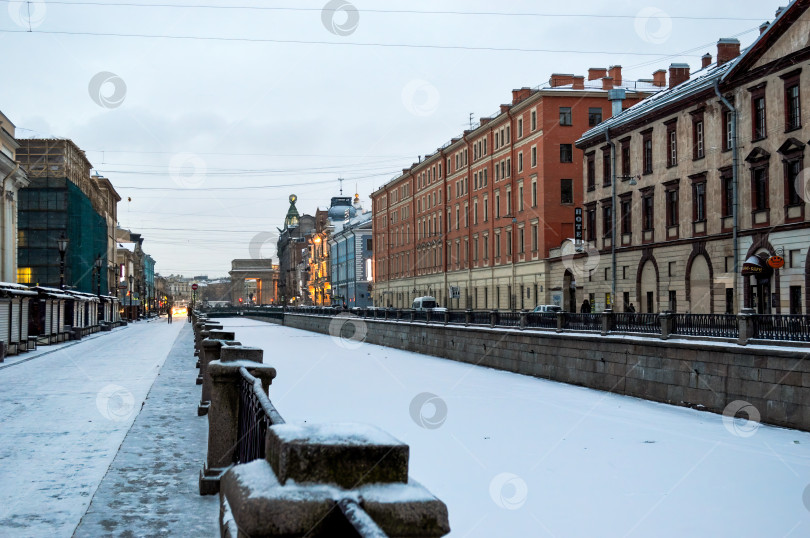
[167, 308, 172, 324]
[627, 303, 636, 313]
[580, 299, 591, 313]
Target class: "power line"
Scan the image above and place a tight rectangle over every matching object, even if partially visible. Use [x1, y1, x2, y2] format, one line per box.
[0, 1, 768, 21]
[0, 28, 727, 57]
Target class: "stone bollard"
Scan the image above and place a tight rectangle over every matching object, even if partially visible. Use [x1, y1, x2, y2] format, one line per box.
[444, 311, 450, 325]
[556, 311, 565, 332]
[465, 309, 472, 326]
[737, 307, 755, 346]
[200, 346, 276, 495]
[198, 336, 242, 415]
[195, 322, 223, 357]
[601, 309, 614, 336]
[659, 311, 672, 340]
[519, 310, 527, 330]
[490, 310, 498, 328]
[219, 423, 450, 536]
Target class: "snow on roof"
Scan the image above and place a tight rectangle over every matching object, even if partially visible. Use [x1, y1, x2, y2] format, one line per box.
[577, 58, 739, 146]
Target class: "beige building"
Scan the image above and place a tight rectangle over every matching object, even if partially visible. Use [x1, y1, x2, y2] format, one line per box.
[563, 2, 810, 315]
[0, 111, 30, 282]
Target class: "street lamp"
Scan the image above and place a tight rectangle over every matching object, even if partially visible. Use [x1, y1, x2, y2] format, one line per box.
[94, 256, 102, 298]
[57, 233, 69, 289]
[128, 274, 134, 320]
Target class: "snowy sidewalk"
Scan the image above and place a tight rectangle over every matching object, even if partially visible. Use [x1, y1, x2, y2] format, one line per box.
[0, 317, 213, 537]
[73, 322, 217, 537]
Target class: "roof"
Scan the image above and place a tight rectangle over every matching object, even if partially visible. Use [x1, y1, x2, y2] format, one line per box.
[30, 286, 73, 300]
[0, 282, 37, 297]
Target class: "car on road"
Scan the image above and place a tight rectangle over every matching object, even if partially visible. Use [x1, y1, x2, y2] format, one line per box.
[532, 305, 563, 313]
[172, 306, 188, 317]
[412, 296, 447, 313]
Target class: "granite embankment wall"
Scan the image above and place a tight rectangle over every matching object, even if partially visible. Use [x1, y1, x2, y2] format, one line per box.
[282, 313, 810, 432]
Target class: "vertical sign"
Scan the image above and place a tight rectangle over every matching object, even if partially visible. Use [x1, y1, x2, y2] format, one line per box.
[574, 207, 583, 251]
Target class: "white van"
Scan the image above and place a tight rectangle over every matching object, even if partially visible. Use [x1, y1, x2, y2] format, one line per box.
[411, 296, 447, 312]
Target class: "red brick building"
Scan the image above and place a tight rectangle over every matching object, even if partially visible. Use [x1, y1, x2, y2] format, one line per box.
[372, 68, 654, 309]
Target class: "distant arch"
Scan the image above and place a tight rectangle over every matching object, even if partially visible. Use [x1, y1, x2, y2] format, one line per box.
[685, 242, 715, 313]
[636, 249, 660, 313]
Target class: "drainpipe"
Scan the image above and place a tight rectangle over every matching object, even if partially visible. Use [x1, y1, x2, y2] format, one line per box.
[714, 80, 739, 311]
[606, 89, 625, 311]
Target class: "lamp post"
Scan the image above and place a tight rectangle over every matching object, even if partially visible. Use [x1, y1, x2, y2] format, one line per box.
[94, 255, 103, 323]
[128, 274, 134, 320]
[57, 233, 69, 289]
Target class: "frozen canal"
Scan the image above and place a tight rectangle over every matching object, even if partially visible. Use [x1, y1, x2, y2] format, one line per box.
[216, 317, 810, 538]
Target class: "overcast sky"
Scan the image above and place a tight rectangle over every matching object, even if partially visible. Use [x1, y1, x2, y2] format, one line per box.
[0, 0, 781, 278]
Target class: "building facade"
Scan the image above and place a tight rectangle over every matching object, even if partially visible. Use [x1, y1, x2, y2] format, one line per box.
[329, 208, 373, 308]
[371, 74, 651, 310]
[16, 139, 115, 294]
[565, 2, 810, 315]
[0, 110, 30, 283]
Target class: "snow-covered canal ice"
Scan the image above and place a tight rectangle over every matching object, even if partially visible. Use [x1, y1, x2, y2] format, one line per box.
[216, 318, 810, 538]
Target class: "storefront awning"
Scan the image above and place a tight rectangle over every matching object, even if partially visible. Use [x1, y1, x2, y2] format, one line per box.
[741, 255, 774, 278]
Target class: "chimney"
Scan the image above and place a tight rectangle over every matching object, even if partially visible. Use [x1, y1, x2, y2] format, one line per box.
[500, 104, 511, 114]
[572, 76, 585, 90]
[775, 6, 787, 18]
[480, 117, 491, 125]
[588, 67, 607, 81]
[549, 74, 575, 88]
[608, 65, 623, 86]
[717, 38, 741, 65]
[602, 77, 614, 90]
[512, 87, 532, 103]
[652, 69, 667, 87]
[669, 63, 690, 88]
[608, 89, 626, 117]
[759, 21, 770, 34]
[701, 53, 712, 69]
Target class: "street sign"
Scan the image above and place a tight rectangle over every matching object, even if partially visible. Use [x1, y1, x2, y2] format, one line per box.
[191, 283, 199, 290]
[767, 256, 785, 269]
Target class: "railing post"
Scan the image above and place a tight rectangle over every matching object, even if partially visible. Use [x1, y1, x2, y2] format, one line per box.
[200, 345, 276, 495]
[465, 309, 472, 326]
[426, 310, 432, 324]
[198, 334, 240, 415]
[409, 310, 416, 322]
[556, 312, 565, 333]
[659, 311, 672, 340]
[490, 310, 498, 328]
[601, 309, 614, 336]
[444, 311, 450, 325]
[519, 310, 527, 330]
[737, 308, 755, 346]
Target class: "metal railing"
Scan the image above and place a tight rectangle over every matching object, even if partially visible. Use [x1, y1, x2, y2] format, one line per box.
[497, 311, 521, 327]
[613, 313, 661, 334]
[235, 367, 286, 464]
[525, 312, 557, 329]
[752, 315, 810, 342]
[563, 313, 602, 332]
[207, 307, 810, 343]
[671, 313, 738, 338]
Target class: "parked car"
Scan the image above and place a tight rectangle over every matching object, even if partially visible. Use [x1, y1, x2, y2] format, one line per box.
[532, 305, 562, 313]
[412, 296, 447, 313]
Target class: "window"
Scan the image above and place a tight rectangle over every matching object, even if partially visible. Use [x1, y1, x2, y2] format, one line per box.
[693, 180, 706, 222]
[620, 198, 632, 235]
[561, 179, 573, 204]
[495, 192, 501, 218]
[620, 139, 630, 178]
[692, 110, 705, 160]
[720, 168, 733, 217]
[531, 110, 537, 131]
[602, 203, 612, 239]
[506, 189, 513, 215]
[531, 146, 537, 167]
[483, 196, 489, 221]
[473, 200, 479, 224]
[642, 130, 653, 174]
[518, 184, 524, 211]
[666, 187, 679, 227]
[531, 179, 537, 207]
[588, 107, 603, 126]
[495, 233, 501, 257]
[786, 159, 803, 206]
[506, 158, 511, 177]
[602, 148, 611, 187]
[519, 228, 525, 253]
[752, 167, 768, 211]
[750, 84, 767, 140]
[586, 153, 596, 191]
[786, 81, 801, 131]
[518, 118, 523, 138]
[531, 224, 538, 251]
[17, 267, 32, 284]
[506, 230, 512, 255]
[586, 205, 596, 242]
[723, 109, 733, 151]
[560, 107, 572, 126]
[483, 235, 489, 259]
[560, 144, 573, 163]
[666, 120, 678, 167]
[518, 152, 524, 172]
[790, 286, 802, 315]
[642, 189, 654, 231]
